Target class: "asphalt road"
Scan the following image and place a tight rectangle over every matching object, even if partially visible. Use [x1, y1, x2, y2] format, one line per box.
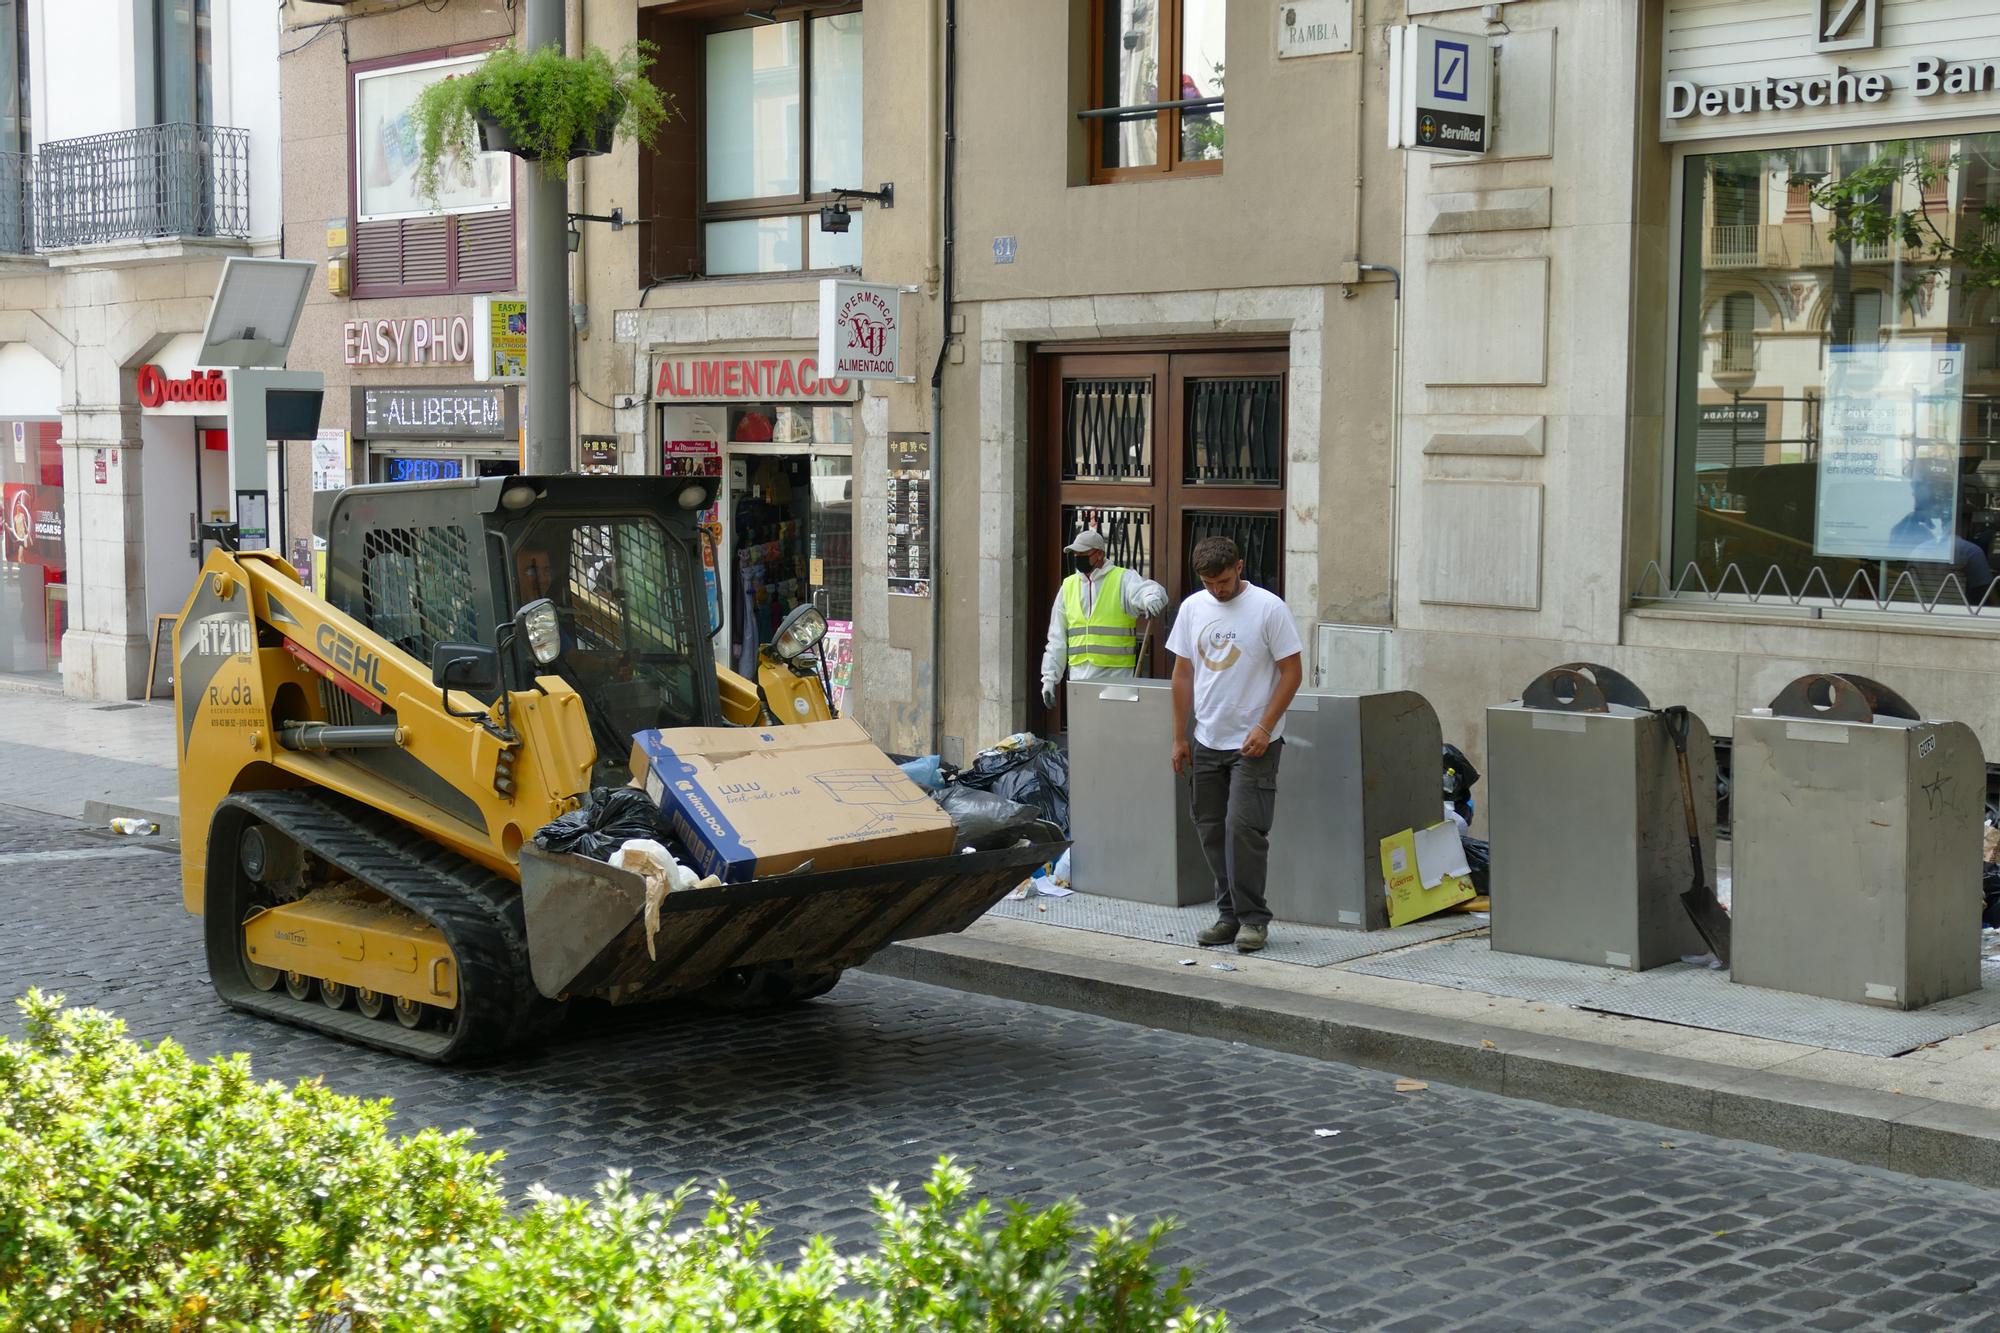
[4, 805, 1999, 1332]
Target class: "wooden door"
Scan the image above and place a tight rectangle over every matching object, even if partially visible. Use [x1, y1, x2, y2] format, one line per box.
[1029, 346, 1287, 734]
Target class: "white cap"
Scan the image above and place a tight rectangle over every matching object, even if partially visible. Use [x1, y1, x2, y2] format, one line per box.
[1063, 529, 1109, 555]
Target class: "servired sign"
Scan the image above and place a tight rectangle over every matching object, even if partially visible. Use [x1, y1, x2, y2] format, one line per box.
[137, 364, 227, 409]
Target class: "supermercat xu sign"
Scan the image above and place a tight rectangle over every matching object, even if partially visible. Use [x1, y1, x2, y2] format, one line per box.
[1669, 55, 2000, 121]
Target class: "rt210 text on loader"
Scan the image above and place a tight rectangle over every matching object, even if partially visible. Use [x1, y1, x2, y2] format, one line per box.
[173, 474, 1060, 1061]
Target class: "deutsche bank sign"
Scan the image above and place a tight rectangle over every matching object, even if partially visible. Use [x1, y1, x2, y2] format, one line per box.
[1388, 23, 1492, 155]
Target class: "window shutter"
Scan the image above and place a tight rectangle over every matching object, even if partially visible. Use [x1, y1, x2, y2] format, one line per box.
[353, 216, 449, 293]
[455, 210, 515, 289]
[402, 217, 449, 287]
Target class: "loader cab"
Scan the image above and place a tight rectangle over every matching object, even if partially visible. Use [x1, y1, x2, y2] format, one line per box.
[316, 475, 722, 784]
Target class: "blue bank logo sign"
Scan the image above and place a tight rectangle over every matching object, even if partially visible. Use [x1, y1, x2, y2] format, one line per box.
[1388, 24, 1491, 156]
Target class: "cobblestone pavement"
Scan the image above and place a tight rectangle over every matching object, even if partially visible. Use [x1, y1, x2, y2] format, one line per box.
[4, 806, 2000, 1332]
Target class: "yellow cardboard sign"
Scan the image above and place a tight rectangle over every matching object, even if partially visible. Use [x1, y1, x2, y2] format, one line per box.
[1380, 825, 1476, 927]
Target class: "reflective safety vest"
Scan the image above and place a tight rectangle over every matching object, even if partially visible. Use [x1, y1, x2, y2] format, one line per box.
[1062, 566, 1141, 669]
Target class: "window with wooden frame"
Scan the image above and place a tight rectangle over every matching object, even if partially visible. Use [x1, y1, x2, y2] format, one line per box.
[639, 2, 864, 281]
[1086, 0, 1224, 183]
[349, 47, 516, 299]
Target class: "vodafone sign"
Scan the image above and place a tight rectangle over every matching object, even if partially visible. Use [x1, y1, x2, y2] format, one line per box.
[137, 364, 227, 412]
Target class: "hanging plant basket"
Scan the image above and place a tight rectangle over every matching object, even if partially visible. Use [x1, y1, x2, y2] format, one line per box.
[475, 104, 621, 163]
[411, 41, 672, 200]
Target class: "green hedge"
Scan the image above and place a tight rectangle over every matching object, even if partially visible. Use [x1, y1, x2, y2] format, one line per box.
[0, 993, 1228, 1332]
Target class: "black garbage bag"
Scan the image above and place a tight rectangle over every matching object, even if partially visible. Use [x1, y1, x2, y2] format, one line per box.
[534, 786, 675, 862]
[1460, 835, 1491, 898]
[1443, 744, 1481, 824]
[956, 740, 1070, 836]
[1983, 862, 2000, 930]
[936, 784, 1040, 851]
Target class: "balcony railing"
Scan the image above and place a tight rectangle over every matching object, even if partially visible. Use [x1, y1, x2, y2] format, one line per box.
[0, 151, 30, 255]
[1714, 329, 1755, 374]
[36, 123, 249, 250]
[1707, 223, 1765, 269]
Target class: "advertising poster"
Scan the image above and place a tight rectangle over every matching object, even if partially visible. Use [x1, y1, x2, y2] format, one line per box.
[822, 618, 855, 716]
[1815, 343, 1965, 563]
[2, 483, 59, 567]
[310, 429, 348, 492]
[886, 433, 931, 597]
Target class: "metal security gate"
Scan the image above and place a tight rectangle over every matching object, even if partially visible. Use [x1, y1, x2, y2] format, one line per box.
[1031, 346, 1287, 725]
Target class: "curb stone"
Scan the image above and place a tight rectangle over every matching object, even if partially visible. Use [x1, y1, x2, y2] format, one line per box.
[864, 932, 2000, 1189]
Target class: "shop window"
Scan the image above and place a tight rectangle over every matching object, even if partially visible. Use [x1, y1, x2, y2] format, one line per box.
[350, 49, 516, 298]
[1668, 133, 2000, 615]
[359, 524, 479, 662]
[639, 5, 863, 281]
[1086, 0, 1225, 183]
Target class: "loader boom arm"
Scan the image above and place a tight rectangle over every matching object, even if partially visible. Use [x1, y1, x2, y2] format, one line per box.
[175, 548, 596, 912]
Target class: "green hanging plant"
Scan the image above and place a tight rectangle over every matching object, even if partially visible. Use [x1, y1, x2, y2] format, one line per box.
[411, 40, 674, 204]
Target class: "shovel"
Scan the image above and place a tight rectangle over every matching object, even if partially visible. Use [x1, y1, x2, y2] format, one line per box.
[1659, 705, 1732, 967]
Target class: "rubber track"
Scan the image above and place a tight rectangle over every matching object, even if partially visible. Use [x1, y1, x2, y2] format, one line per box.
[213, 789, 565, 1064]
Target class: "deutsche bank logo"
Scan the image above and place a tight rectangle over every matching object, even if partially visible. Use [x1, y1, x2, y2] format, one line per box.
[1812, 0, 1879, 53]
[1432, 39, 1470, 101]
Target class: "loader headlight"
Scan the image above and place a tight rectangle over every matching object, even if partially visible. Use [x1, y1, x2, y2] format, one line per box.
[517, 598, 562, 665]
[677, 482, 709, 510]
[771, 604, 827, 663]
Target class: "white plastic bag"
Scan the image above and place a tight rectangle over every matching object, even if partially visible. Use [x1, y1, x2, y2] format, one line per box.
[613, 838, 712, 959]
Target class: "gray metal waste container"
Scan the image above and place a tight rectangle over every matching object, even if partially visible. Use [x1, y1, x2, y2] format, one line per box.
[1066, 679, 1211, 906]
[1732, 673, 1983, 1010]
[1487, 663, 1713, 971]
[1263, 689, 1441, 931]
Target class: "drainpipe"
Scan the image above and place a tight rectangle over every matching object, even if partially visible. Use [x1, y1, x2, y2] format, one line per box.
[927, 0, 957, 756]
[1360, 256, 1403, 670]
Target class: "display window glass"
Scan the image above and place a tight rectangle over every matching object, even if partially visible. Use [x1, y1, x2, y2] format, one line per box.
[0, 420, 63, 674]
[1672, 131, 2000, 611]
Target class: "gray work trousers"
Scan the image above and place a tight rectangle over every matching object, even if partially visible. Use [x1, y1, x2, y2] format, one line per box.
[1190, 740, 1284, 927]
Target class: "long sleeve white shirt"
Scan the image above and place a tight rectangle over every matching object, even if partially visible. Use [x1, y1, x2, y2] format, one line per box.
[1042, 564, 1170, 688]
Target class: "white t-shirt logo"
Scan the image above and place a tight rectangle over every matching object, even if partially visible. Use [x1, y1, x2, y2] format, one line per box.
[1199, 628, 1241, 672]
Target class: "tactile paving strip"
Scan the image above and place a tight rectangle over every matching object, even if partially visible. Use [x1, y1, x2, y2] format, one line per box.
[986, 891, 1481, 967]
[1345, 935, 2000, 1056]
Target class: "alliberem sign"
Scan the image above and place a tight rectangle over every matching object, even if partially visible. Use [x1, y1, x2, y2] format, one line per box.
[1388, 24, 1492, 156]
[818, 279, 911, 382]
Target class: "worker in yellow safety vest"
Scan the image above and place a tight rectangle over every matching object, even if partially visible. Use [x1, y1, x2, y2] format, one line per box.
[1041, 528, 1170, 709]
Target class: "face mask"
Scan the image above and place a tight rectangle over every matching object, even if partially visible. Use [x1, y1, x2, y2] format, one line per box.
[1073, 554, 1096, 576]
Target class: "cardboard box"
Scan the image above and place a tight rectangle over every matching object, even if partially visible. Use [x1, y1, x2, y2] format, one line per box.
[1379, 823, 1476, 927]
[629, 719, 956, 883]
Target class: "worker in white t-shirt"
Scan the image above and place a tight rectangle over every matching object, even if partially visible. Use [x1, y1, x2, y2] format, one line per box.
[1166, 535, 1304, 954]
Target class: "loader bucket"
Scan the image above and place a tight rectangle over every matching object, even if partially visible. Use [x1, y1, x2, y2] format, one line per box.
[519, 834, 1063, 1003]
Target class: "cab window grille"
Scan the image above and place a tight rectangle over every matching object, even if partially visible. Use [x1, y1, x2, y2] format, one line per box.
[359, 525, 478, 662]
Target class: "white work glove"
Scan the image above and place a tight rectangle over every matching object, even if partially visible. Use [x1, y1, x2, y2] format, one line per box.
[1143, 590, 1170, 617]
[1042, 680, 1058, 709]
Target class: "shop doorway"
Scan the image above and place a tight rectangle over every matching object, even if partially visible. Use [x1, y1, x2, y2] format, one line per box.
[1028, 346, 1288, 732]
[717, 445, 853, 677]
[0, 420, 63, 679]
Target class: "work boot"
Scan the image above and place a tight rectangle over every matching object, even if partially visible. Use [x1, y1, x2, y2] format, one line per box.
[1196, 918, 1239, 946]
[1236, 924, 1269, 954]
